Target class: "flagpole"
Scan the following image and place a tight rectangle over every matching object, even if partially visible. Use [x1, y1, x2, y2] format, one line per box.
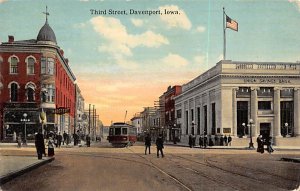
[223, 7, 226, 60]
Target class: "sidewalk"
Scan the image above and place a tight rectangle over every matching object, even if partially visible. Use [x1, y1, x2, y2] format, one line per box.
[0, 155, 54, 185]
[164, 141, 300, 151]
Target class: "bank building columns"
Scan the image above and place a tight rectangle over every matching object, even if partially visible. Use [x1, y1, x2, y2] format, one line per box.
[250, 87, 258, 136]
[294, 88, 300, 136]
[232, 87, 238, 137]
[273, 87, 281, 137]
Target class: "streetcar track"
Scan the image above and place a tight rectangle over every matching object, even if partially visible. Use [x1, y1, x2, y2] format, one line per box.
[126, 147, 193, 191]
[167, 154, 244, 191]
[176, 154, 296, 190]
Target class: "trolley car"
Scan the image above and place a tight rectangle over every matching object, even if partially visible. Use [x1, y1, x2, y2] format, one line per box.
[108, 122, 137, 147]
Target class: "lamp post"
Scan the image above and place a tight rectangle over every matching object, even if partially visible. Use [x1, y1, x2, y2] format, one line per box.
[173, 123, 177, 144]
[284, 123, 288, 137]
[248, 119, 254, 149]
[242, 122, 246, 137]
[191, 121, 195, 135]
[20, 113, 30, 146]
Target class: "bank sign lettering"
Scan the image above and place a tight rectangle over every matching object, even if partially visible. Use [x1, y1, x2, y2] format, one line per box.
[244, 78, 291, 84]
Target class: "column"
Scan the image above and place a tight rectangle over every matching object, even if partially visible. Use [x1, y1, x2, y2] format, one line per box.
[250, 87, 258, 137]
[273, 87, 281, 137]
[232, 87, 238, 137]
[294, 88, 300, 136]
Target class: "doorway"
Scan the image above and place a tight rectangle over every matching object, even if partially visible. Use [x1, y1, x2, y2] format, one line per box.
[260, 123, 271, 139]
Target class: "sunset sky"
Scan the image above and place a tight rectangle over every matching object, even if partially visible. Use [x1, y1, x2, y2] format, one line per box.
[1, 0, 300, 125]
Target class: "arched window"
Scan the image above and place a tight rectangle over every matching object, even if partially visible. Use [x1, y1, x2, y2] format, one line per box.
[27, 88, 34, 102]
[26, 57, 35, 74]
[10, 83, 18, 101]
[25, 82, 36, 102]
[9, 56, 19, 74]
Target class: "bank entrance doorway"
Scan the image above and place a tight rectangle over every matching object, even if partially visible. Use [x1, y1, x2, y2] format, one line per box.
[260, 123, 271, 139]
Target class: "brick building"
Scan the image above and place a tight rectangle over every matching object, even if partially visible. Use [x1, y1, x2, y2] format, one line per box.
[0, 13, 77, 141]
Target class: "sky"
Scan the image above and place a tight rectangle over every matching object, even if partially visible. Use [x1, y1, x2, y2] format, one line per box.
[1, 0, 300, 125]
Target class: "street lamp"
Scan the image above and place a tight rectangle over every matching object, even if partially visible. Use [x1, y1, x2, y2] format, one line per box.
[242, 123, 246, 137]
[20, 113, 30, 146]
[173, 123, 177, 144]
[248, 119, 254, 149]
[284, 123, 289, 137]
[191, 121, 195, 135]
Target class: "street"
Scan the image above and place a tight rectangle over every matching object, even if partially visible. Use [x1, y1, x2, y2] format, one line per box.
[1, 142, 300, 191]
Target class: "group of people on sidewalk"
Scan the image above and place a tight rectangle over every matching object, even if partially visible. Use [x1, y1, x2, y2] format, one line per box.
[189, 134, 232, 148]
[256, 134, 274, 154]
[144, 133, 164, 158]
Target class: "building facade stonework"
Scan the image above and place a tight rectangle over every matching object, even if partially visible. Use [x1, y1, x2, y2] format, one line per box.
[175, 60, 300, 146]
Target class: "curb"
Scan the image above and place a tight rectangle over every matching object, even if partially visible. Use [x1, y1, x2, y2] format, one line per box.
[280, 157, 300, 163]
[0, 157, 55, 185]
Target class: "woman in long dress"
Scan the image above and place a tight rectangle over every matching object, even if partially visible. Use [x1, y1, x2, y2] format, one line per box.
[48, 136, 55, 157]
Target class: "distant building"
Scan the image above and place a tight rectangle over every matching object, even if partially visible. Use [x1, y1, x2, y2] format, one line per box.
[0, 10, 78, 140]
[175, 60, 300, 146]
[162, 85, 182, 142]
[131, 113, 143, 135]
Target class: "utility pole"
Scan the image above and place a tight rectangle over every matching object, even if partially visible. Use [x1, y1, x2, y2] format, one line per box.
[88, 104, 91, 135]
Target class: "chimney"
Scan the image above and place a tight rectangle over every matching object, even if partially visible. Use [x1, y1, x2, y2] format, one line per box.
[60, 49, 64, 56]
[8, 35, 14, 43]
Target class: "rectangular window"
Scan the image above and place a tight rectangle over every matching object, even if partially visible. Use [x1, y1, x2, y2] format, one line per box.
[185, 110, 188, 135]
[115, 128, 121, 135]
[197, 107, 200, 135]
[211, 103, 216, 135]
[203, 105, 207, 135]
[41, 57, 55, 75]
[122, 128, 128, 135]
[237, 101, 248, 136]
[41, 58, 47, 74]
[258, 101, 271, 110]
[176, 109, 182, 118]
[27, 58, 35, 74]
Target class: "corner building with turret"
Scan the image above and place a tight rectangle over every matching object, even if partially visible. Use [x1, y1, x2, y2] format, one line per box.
[0, 13, 77, 141]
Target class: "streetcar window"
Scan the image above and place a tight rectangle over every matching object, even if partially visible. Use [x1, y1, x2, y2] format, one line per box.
[109, 128, 113, 135]
[115, 128, 121, 135]
[122, 128, 127, 135]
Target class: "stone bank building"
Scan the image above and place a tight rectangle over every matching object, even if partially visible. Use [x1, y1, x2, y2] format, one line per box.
[175, 60, 300, 146]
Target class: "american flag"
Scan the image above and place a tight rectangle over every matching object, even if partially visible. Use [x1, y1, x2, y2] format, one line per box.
[226, 15, 238, 31]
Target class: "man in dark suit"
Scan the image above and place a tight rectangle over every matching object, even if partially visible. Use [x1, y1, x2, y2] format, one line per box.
[35, 129, 45, 159]
[156, 134, 164, 158]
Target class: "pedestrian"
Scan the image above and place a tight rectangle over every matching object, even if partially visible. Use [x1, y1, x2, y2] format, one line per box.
[35, 130, 45, 159]
[199, 136, 203, 148]
[17, 134, 22, 148]
[47, 136, 55, 157]
[63, 131, 67, 145]
[266, 136, 274, 154]
[208, 137, 214, 146]
[66, 133, 70, 145]
[220, 135, 224, 146]
[228, 135, 232, 146]
[192, 135, 196, 147]
[188, 134, 192, 148]
[57, 132, 62, 148]
[156, 134, 164, 158]
[203, 135, 207, 148]
[256, 135, 264, 154]
[214, 135, 219, 146]
[224, 135, 228, 146]
[86, 134, 91, 147]
[144, 133, 151, 155]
